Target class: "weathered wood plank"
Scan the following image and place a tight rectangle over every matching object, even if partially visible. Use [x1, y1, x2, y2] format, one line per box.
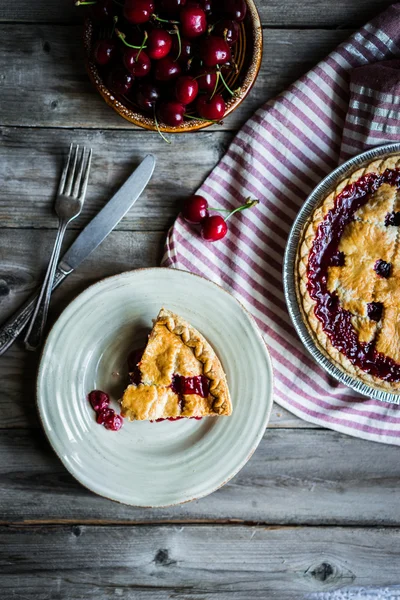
[1, 0, 392, 28]
[1, 524, 400, 599]
[0, 228, 308, 430]
[0, 127, 230, 231]
[1, 429, 400, 524]
[0, 26, 350, 131]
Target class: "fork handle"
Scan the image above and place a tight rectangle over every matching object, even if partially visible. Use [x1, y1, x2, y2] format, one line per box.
[0, 266, 69, 356]
[24, 223, 68, 351]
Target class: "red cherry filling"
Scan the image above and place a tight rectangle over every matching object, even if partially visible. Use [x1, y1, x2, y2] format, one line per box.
[374, 259, 392, 279]
[330, 250, 345, 267]
[307, 168, 400, 382]
[171, 374, 210, 397]
[88, 390, 124, 431]
[367, 302, 383, 322]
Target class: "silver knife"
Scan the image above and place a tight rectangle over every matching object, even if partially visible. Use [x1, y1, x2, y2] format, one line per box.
[0, 154, 156, 356]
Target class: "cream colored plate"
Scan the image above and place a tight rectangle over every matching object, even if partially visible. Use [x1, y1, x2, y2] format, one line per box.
[37, 268, 273, 507]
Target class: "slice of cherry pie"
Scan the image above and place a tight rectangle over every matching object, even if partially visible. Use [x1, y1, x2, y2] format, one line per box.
[121, 308, 232, 420]
[296, 155, 400, 391]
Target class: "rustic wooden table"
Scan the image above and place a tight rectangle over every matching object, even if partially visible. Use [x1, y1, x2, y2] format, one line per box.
[1, 1, 400, 598]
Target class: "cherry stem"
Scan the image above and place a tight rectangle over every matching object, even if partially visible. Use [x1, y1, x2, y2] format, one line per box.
[135, 30, 148, 61]
[75, 1, 96, 5]
[152, 14, 179, 24]
[154, 108, 171, 144]
[210, 71, 220, 100]
[171, 25, 181, 62]
[217, 66, 234, 96]
[184, 114, 220, 124]
[220, 198, 259, 222]
[116, 29, 147, 50]
[111, 15, 118, 37]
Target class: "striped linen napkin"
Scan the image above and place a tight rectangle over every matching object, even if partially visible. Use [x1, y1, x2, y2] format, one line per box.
[162, 3, 400, 445]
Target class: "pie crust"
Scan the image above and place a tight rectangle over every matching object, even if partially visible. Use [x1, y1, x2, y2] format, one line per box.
[121, 308, 232, 420]
[296, 155, 400, 392]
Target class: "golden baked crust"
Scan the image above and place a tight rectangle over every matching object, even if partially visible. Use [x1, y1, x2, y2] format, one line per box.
[296, 154, 400, 392]
[121, 308, 232, 421]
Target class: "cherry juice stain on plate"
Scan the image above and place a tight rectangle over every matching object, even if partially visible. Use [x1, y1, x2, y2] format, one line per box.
[88, 390, 123, 431]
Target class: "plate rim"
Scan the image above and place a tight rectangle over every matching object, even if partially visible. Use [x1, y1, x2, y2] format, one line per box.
[36, 266, 274, 507]
[283, 142, 400, 405]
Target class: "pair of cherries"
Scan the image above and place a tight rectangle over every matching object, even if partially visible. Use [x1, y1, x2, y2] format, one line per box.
[182, 194, 258, 241]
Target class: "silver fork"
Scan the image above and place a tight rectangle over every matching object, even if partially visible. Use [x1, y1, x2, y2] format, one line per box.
[23, 144, 92, 351]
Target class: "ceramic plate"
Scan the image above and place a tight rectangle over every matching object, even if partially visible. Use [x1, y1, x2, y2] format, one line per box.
[37, 268, 273, 507]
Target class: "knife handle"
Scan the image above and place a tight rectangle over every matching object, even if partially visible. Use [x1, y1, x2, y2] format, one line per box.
[0, 267, 69, 356]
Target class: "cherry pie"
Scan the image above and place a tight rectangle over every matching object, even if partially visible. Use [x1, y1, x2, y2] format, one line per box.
[121, 308, 232, 420]
[296, 155, 400, 391]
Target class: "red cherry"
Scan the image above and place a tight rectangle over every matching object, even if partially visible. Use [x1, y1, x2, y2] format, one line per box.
[96, 407, 114, 425]
[154, 56, 182, 81]
[91, 0, 113, 21]
[219, 0, 247, 22]
[147, 29, 173, 60]
[182, 195, 209, 223]
[196, 67, 218, 92]
[171, 36, 194, 62]
[93, 39, 115, 65]
[196, 94, 225, 120]
[175, 76, 198, 104]
[201, 215, 228, 241]
[180, 6, 207, 38]
[123, 49, 151, 77]
[135, 82, 160, 112]
[107, 68, 134, 95]
[193, 0, 213, 16]
[213, 19, 240, 46]
[158, 101, 185, 126]
[88, 390, 110, 412]
[159, 0, 187, 17]
[200, 36, 230, 67]
[124, 0, 155, 24]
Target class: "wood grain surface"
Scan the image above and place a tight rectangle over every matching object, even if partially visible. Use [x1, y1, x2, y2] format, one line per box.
[1, 0, 399, 597]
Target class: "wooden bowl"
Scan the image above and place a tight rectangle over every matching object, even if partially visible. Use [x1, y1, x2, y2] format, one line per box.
[83, 1, 263, 133]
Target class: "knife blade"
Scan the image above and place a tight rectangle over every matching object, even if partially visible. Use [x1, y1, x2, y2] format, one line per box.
[59, 153, 155, 273]
[0, 154, 156, 356]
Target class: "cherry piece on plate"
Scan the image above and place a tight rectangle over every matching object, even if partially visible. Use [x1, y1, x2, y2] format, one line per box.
[213, 19, 240, 46]
[175, 76, 199, 104]
[96, 407, 114, 425]
[104, 412, 124, 431]
[180, 6, 207, 38]
[123, 49, 151, 77]
[147, 29, 173, 60]
[196, 67, 218, 92]
[200, 36, 230, 67]
[154, 56, 182, 81]
[158, 101, 186, 126]
[93, 39, 116, 65]
[201, 215, 228, 241]
[219, 0, 247, 22]
[88, 390, 110, 412]
[182, 195, 209, 223]
[135, 82, 160, 112]
[196, 93, 225, 120]
[107, 68, 134, 95]
[124, 0, 155, 24]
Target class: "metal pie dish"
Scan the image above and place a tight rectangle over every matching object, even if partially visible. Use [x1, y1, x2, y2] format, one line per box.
[283, 142, 400, 405]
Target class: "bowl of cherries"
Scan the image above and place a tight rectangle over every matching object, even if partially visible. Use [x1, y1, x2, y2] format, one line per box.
[80, 0, 263, 134]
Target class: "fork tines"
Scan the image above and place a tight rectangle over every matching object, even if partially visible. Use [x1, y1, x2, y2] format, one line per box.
[59, 144, 93, 199]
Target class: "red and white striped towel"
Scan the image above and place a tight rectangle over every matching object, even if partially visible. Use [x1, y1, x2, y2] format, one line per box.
[162, 4, 400, 445]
